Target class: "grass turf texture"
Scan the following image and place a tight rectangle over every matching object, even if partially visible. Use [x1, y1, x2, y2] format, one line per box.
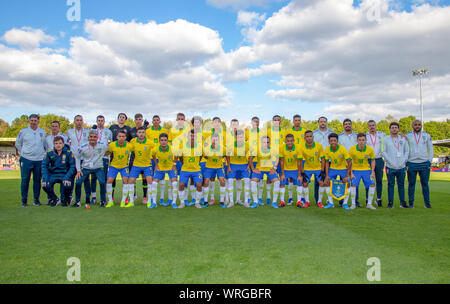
[0, 171, 449, 284]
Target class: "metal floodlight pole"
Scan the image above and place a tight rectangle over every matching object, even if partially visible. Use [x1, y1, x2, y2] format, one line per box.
[412, 68, 429, 131]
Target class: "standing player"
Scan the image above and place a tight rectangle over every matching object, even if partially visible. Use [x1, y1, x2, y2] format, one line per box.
[338, 119, 359, 207]
[366, 120, 386, 207]
[66, 115, 90, 205]
[297, 131, 326, 208]
[129, 127, 154, 207]
[225, 119, 239, 205]
[73, 131, 109, 208]
[129, 114, 149, 204]
[193, 116, 210, 206]
[105, 131, 133, 208]
[348, 134, 376, 210]
[90, 115, 113, 205]
[15, 114, 47, 206]
[249, 136, 280, 209]
[323, 133, 352, 210]
[278, 134, 301, 208]
[203, 133, 227, 208]
[381, 122, 410, 209]
[146, 115, 169, 205]
[45, 121, 68, 152]
[289, 114, 306, 146]
[246, 117, 265, 205]
[226, 129, 251, 208]
[313, 117, 334, 205]
[177, 130, 204, 209]
[152, 133, 178, 209]
[405, 120, 434, 208]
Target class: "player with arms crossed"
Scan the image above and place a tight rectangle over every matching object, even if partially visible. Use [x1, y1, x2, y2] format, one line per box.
[152, 133, 178, 209]
[105, 131, 133, 208]
[323, 133, 352, 210]
[348, 133, 376, 210]
[297, 131, 326, 208]
[278, 133, 301, 208]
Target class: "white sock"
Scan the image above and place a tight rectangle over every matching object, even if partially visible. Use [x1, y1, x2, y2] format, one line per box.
[318, 187, 325, 203]
[160, 180, 166, 201]
[344, 189, 350, 205]
[128, 184, 135, 203]
[209, 182, 215, 201]
[243, 178, 250, 203]
[280, 187, 286, 202]
[288, 182, 293, 200]
[266, 183, 271, 201]
[121, 184, 128, 202]
[168, 181, 173, 200]
[151, 182, 158, 204]
[296, 186, 303, 202]
[368, 186, 375, 206]
[106, 183, 113, 202]
[196, 190, 202, 203]
[179, 189, 186, 202]
[326, 187, 333, 205]
[171, 181, 178, 203]
[236, 180, 242, 202]
[272, 181, 280, 203]
[91, 192, 96, 199]
[189, 184, 196, 200]
[228, 179, 235, 204]
[258, 180, 264, 199]
[304, 187, 310, 203]
[219, 186, 226, 202]
[225, 179, 230, 203]
[203, 186, 209, 202]
[251, 180, 258, 203]
[351, 187, 356, 206]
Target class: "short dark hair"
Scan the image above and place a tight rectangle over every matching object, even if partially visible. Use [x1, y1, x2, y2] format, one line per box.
[212, 117, 221, 122]
[305, 130, 313, 136]
[272, 115, 281, 120]
[293, 114, 301, 120]
[137, 127, 146, 131]
[159, 133, 168, 139]
[231, 119, 239, 123]
[96, 115, 105, 121]
[51, 121, 60, 126]
[389, 122, 400, 128]
[118, 113, 128, 120]
[251, 116, 259, 121]
[318, 116, 327, 122]
[74, 115, 82, 120]
[29, 114, 40, 120]
[343, 118, 352, 125]
[328, 133, 339, 140]
[53, 136, 64, 143]
[153, 115, 160, 120]
[357, 133, 366, 139]
[368, 120, 376, 125]
[134, 113, 143, 120]
[177, 113, 185, 119]
[285, 133, 294, 139]
[117, 130, 127, 136]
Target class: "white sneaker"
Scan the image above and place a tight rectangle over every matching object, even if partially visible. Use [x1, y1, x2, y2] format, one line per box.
[178, 202, 185, 209]
[227, 202, 235, 208]
[195, 202, 202, 208]
[350, 204, 356, 210]
[366, 204, 376, 210]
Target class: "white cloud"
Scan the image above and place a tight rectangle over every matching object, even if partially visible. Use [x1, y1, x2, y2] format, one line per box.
[207, 0, 285, 10]
[0, 19, 231, 123]
[1, 27, 56, 49]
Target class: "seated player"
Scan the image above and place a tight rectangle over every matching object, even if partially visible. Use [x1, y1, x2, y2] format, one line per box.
[226, 129, 251, 208]
[278, 134, 300, 208]
[203, 133, 227, 208]
[298, 131, 326, 208]
[177, 129, 204, 209]
[105, 131, 133, 208]
[348, 133, 376, 210]
[323, 133, 352, 210]
[249, 136, 280, 209]
[73, 130, 109, 208]
[41, 136, 76, 207]
[152, 133, 178, 209]
[129, 127, 154, 207]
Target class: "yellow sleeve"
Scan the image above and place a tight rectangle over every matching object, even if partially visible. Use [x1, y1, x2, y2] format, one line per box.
[108, 143, 114, 153]
[369, 147, 375, 159]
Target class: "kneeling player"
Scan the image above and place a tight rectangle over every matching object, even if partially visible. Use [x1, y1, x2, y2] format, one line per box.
[178, 130, 204, 209]
[203, 133, 227, 208]
[249, 136, 280, 209]
[298, 131, 326, 208]
[349, 133, 376, 210]
[226, 129, 251, 208]
[105, 131, 133, 208]
[323, 133, 352, 210]
[152, 133, 178, 209]
[278, 134, 300, 207]
[129, 127, 154, 207]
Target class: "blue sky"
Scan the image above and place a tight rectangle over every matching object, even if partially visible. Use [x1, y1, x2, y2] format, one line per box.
[0, 0, 449, 125]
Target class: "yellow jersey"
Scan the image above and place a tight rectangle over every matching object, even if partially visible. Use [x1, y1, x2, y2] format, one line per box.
[324, 144, 351, 170]
[130, 138, 153, 167]
[180, 142, 202, 172]
[280, 144, 300, 171]
[227, 142, 249, 165]
[348, 145, 375, 171]
[284, 127, 305, 146]
[246, 128, 260, 159]
[299, 142, 325, 171]
[152, 145, 175, 171]
[145, 126, 169, 146]
[169, 125, 188, 156]
[255, 147, 278, 171]
[204, 145, 226, 169]
[109, 141, 132, 169]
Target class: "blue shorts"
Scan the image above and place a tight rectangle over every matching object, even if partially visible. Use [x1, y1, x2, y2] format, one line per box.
[228, 164, 250, 179]
[176, 160, 183, 176]
[276, 162, 282, 175]
[223, 163, 228, 179]
[351, 170, 375, 188]
[252, 170, 279, 182]
[200, 162, 206, 176]
[281, 170, 299, 186]
[204, 167, 225, 179]
[107, 166, 129, 179]
[151, 159, 156, 171]
[129, 166, 153, 178]
[179, 170, 203, 185]
[250, 161, 258, 178]
[328, 168, 347, 181]
[304, 170, 323, 183]
[154, 170, 176, 181]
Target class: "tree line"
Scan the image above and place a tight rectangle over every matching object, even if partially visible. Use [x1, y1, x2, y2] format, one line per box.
[0, 114, 448, 155]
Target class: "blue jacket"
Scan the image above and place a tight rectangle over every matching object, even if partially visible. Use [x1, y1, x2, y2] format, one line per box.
[41, 146, 76, 182]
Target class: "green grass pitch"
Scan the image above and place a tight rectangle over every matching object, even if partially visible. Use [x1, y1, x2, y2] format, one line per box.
[0, 171, 449, 284]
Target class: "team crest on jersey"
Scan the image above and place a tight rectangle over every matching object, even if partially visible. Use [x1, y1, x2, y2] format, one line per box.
[144, 147, 147, 150]
[365, 155, 368, 159]
[338, 155, 342, 158]
[315, 152, 318, 156]
[125, 151, 129, 154]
